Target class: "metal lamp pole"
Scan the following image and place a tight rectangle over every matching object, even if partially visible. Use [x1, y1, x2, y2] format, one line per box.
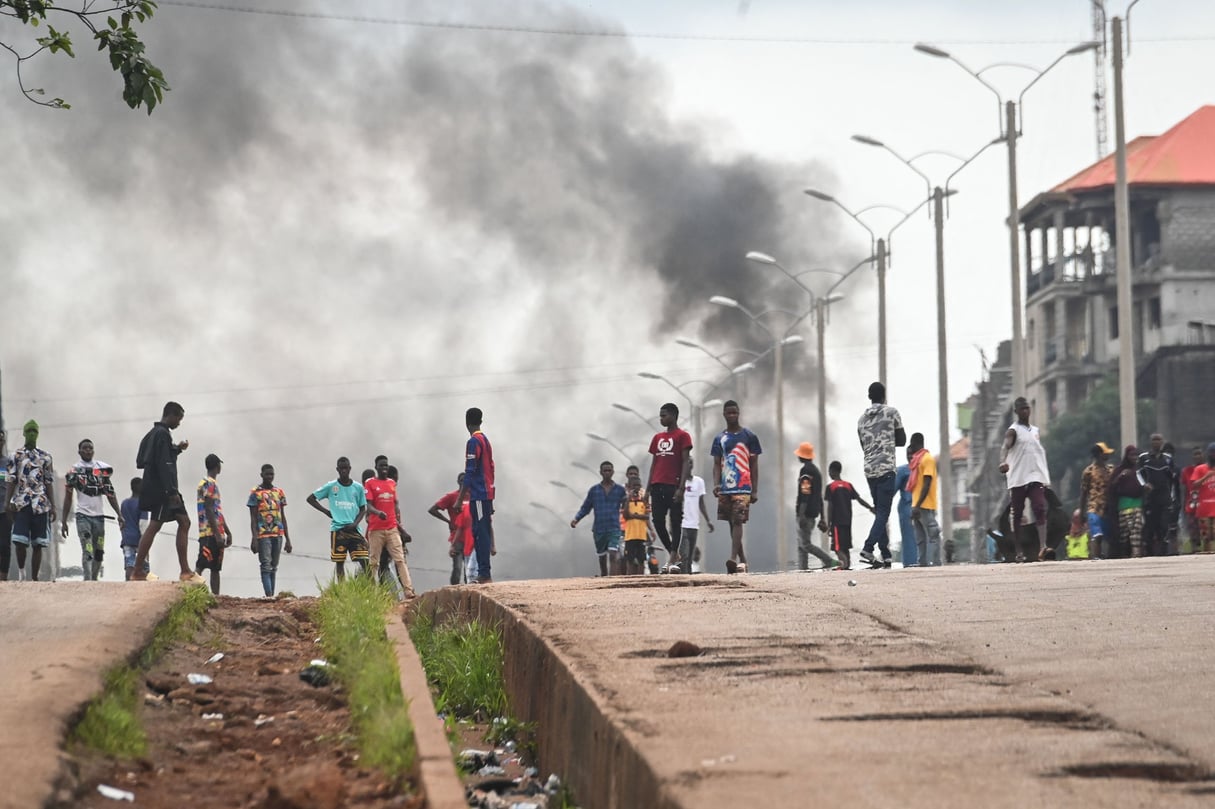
[913, 39, 1100, 397]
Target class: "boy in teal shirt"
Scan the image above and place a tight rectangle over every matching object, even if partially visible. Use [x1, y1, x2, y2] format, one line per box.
[306, 456, 368, 581]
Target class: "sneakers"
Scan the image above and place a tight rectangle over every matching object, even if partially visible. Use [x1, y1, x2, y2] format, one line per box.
[882, 560, 892, 569]
[736, 563, 747, 574]
[859, 550, 876, 565]
[725, 559, 738, 574]
[179, 572, 206, 584]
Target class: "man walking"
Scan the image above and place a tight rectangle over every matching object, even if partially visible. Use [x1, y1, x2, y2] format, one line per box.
[999, 397, 1052, 562]
[248, 463, 292, 597]
[570, 460, 627, 577]
[793, 442, 834, 570]
[646, 403, 692, 568]
[365, 455, 415, 598]
[1080, 442, 1115, 558]
[857, 382, 905, 568]
[132, 402, 202, 582]
[679, 458, 713, 574]
[4, 420, 56, 581]
[1138, 434, 1178, 556]
[711, 400, 762, 574]
[455, 407, 495, 584]
[194, 454, 232, 595]
[307, 456, 369, 581]
[61, 439, 125, 581]
[906, 433, 943, 567]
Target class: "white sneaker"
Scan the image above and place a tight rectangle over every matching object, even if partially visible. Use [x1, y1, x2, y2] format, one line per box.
[736, 563, 748, 574]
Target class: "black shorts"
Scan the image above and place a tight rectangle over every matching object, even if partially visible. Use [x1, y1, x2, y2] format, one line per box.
[196, 535, 225, 571]
[624, 539, 647, 565]
[140, 491, 189, 524]
[330, 526, 369, 562]
[830, 524, 853, 553]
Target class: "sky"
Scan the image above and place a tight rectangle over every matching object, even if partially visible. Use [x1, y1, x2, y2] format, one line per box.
[2, 0, 1212, 594]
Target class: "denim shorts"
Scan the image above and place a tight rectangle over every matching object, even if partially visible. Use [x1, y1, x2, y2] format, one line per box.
[11, 507, 50, 547]
[593, 530, 623, 556]
[122, 545, 150, 574]
[1086, 512, 1106, 538]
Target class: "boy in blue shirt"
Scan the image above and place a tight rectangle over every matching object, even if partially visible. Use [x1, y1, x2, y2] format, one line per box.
[120, 477, 152, 580]
[306, 456, 368, 581]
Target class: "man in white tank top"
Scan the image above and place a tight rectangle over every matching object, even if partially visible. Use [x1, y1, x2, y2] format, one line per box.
[999, 397, 1052, 562]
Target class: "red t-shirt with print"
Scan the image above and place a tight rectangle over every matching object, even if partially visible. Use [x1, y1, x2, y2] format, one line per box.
[648, 428, 692, 485]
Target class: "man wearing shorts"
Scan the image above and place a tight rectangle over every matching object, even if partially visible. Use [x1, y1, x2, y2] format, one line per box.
[194, 454, 232, 595]
[4, 420, 56, 581]
[571, 460, 627, 577]
[999, 396, 1052, 562]
[711, 400, 762, 574]
[307, 456, 368, 581]
[824, 461, 875, 571]
[365, 455, 415, 598]
[119, 478, 151, 580]
[248, 463, 292, 597]
[61, 438, 125, 581]
[621, 465, 652, 576]
[132, 402, 202, 582]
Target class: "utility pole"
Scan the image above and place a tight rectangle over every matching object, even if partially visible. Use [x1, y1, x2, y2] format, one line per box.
[816, 298, 828, 468]
[1112, 14, 1137, 447]
[876, 237, 888, 387]
[933, 186, 954, 553]
[775, 334, 788, 571]
[1005, 99, 1025, 398]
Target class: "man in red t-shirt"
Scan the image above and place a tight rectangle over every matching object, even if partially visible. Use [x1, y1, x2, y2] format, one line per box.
[646, 402, 692, 566]
[1192, 443, 1215, 554]
[429, 472, 474, 585]
[364, 455, 415, 598]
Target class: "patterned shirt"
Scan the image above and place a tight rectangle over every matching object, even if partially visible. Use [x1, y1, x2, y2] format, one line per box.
[196, 476, 227, 538]
[711, 428, 763, 495]
[574, 482, 627, 535]
[247, 486, 287, 538]
[1080, 462, 1112, 515]
[65, 460, 116, 517]
[8, 447, 55, 514]
[857, 404, 904, 478]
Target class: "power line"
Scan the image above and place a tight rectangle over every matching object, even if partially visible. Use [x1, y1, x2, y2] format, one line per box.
[157, 2, 1215, 45]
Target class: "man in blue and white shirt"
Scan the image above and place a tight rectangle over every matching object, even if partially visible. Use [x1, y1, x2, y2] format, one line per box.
[571, 460, 627, 577]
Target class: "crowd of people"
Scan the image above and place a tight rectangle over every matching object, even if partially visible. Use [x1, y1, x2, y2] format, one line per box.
[0, 403, 498, 595]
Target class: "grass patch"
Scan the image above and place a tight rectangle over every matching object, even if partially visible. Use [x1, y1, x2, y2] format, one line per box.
[409, 612, 509, 719]
[71, 584, 215, 757]
[313, 575, 416, 782]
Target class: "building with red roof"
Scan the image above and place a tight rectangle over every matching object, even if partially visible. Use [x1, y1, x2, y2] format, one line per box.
[1016, 106, 1215, 448]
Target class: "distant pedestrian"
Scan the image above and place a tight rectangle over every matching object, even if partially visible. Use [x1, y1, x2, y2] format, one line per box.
[1137, 434, 1177, 556]
[793, 442, 835, 571]
[0, 429, 13, 581]
[646, 403, 692, 569]
[621, 465, 652, 576]
[4, 420, 56, 581]
[999, 397, 1051, 562]
[907, 432, 943, 567]
[824, 461, 875, 572]
[895, 450, 917, 568]
[1181, 446, 1206, 552]
[365, 456, 415, 598]
[455, 407, 495, 584]
[306, 456, 369, 581]
[119, 478, 151, 581]
[194, 454, 232, 595]
[248, 463, 291, 598]
[711, 400, 762, 574]
[132, 402, 201, 583]
[429, 473, 473, 585]
[1162, 442, 1182, 554]
[1108, 445, 1146, 558]
[1079, 442, 1115, 558]
[1189, 443, 1215, 553]
[61, 439, 125, 581]
[679, 458, 714, 574]
[570, 461, 627, 577]
[857, 382, 905, 568]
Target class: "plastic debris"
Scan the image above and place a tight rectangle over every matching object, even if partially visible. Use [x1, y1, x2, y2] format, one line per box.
[510, 803, 540, 809]
[523, 767, 539, 778]
[254, 715, 275, 727]
[477, 764, 507, 777]
[201, 713, 223, 720]
[309, 658, 329, 667]
[97, 784, 135, 801]
[205, 653, 224, 664]
[186, 673, 213, 685]
[458, 749, 497, 769]
[299, 664, 331, 687]
[847, 579, 858, 587]
[503, 740, 517, 754]
[545, 774, 561, 793]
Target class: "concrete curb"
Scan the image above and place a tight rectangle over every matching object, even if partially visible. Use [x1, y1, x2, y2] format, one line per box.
[386, 607, 467, 809]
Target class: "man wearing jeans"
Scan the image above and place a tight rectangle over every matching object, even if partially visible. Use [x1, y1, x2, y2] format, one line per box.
[856, 382, 905, 568]
[906, 433, 942, 566]
[61, 439, 125, 581]
[248, 463, 291, 597]
[456, 407, 495, 584]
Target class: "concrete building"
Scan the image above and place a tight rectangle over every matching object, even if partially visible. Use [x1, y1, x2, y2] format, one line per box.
[1017, 105, 1215, 449]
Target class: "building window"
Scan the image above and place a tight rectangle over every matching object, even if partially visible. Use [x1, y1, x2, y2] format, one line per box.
[1149, 297, 1162, 329]
[1109, 306, 1118, 340]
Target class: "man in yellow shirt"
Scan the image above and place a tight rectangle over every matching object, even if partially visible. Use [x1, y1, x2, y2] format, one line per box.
[906, 432, 942, 567]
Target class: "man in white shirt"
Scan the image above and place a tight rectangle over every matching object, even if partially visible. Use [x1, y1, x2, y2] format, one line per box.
[677, 459, 714, 574]
[61, 438, 125, 581]
[999, 397, 1052, 562]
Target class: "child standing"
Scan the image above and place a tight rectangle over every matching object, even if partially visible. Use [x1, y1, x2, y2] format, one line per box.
[1064, 509, 1090, 560]
[621, 466, 652, 576]
[120, 478, 152, 581]
[430, 472, 474, 585]
[678, 458, 714, 574]
[822, 461, 875, 571]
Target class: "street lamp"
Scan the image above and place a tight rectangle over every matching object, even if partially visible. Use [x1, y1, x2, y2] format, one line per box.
[637, 365, 755, 455]
[913, 38, 1100, 398]
[852, 134, 1002, 561]
[674, 338, 761, 376]
[585, 433, 643, 466]
[531, 501, 578, 576]
[611, 402, 660, 430]
[570, 461, 595, 474]
[550, 480, 582, 500]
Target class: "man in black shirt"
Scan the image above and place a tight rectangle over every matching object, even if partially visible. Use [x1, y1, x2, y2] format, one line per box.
[132, 401, 203, 582]
[794, 442, 835, 570]
[1138, 434, 1178, 556]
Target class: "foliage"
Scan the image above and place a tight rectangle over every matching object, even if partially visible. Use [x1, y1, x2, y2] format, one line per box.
[409, 611, 509, 719]
[0, 1, 168, 111]
[313, 575, 416, 781]
[1046, 374, 1155, 511]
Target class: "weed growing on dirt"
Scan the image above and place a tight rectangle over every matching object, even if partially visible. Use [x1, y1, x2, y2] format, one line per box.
[314, 575, 416, 782]
[71, 584, 215, 758]
[409, 612, 509, 719]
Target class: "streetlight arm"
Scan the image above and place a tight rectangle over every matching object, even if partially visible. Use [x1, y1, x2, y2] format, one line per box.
[944, 136, 1005, 197]
[1015, 43, 1099, 120]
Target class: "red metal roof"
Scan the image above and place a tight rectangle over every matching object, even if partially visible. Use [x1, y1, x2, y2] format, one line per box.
[1051, 105, 1215, 193]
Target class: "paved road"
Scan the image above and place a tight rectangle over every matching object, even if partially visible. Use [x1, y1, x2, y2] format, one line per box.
[428, 555, 1215, 808]
[0, 582, 181, 809]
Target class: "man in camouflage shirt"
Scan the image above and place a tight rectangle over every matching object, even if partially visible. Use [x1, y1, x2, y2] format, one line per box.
[1080, 442, 1115, 558]
[856, 382, 905, 567]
